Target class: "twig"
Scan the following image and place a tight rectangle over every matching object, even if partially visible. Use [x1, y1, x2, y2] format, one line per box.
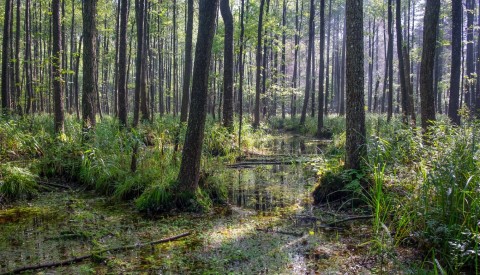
[3, 232, 191, 274]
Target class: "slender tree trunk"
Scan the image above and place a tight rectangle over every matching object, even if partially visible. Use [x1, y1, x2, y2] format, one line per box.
[177, 0, 219, 200]
[118, 0, 129, 126]
[82, 0, 98, 129]
[24, 0, 32, 115]
[253, 0, 265, 128]
[180, 0, 194, 122]
[300, 0, 315, 125]
[52, 0, 64, 133]
[420, 0, 440, 133]
[238, 0, 245, 150]
[221, 0, 234, 130]
[133, 0, 145, 127]
[1, 0, 12, 113]
[317, 0, 325, 135]
[396, 0, 409, 123]
[281, 0, 286, 119]
[466, 0, 475, 109]
[387, 0, 394, 121]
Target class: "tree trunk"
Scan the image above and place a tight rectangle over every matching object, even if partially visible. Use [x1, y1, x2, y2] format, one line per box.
[345, 0, 366, 170]
[177, 0, 219, 202]
[253, 0, 265, 128]
[133, 0, 145, 127]
[82, 0, 98, 129]
[1, 0, 12, 113]
[281, 0, 286, 119]
[300, 0, 315, 125]
[396, 0, 408, 124]
[466, 0, 475, 109]
[180, 0, 194, 122]
[52, 0, 64, 133]
[317, 0, 325, 135]
[420, 0, 440, 133]
[118, 0, 129, 127]
[220, 0, 234, 130]
[387, 0, 394, 122]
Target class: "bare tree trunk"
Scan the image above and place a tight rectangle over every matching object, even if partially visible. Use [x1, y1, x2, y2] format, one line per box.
[420, 0, 440, 134]
[118, 0, 129, 126]
[180, 0, 194, 122]
[52, 0, 64, 133]
[300, 0, 315, 125]
[317, 0, 325, 135]
[345, 0, 366, 170]
[221, 0, 234, 130]
[177, 0, 219, 202]
[1, 0, 12, 113]
[82, 0, 98, 129]
[253, 0, 265, 128]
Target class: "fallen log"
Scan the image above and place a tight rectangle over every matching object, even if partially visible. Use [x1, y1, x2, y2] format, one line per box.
[3, 232, 191, 274]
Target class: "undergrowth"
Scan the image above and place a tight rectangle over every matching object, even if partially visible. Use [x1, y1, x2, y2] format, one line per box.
[0, 114, 258, 212]
[307, 114, 480, 273]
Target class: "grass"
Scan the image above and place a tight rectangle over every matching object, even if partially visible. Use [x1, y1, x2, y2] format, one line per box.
[2, 112, 480, 272]
[0, 113, 262, 212]
[278, 114, 480, 273]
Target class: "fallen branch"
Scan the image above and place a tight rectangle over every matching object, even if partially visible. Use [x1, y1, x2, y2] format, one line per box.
[326, 215, 373, 226]
[4, 232, 191, 274]
[37, 180, 72, 190]
[256, 228, 304, 237]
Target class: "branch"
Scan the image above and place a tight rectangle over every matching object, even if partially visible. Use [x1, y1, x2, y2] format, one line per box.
[4, 232, 191, 274]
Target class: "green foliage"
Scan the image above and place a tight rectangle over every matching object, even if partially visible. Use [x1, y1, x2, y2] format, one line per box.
[0, 164, 38, 200]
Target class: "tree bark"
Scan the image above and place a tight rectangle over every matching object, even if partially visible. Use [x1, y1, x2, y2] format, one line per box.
[118, 0, 129, 127]
[180, 0, 194, 122]
[177, 0, 219, 200]
[253, 0, 266, 128]
[221, 0, 234, 130]
[52, 0, 64, 133]
[420, 0, 440, 133]
[300, 0, 315, 125]
[82, 0, 98, 129]
[317, 0, 325, 135]
[1, 0, 12, 113]
[345, 0, 366, 170]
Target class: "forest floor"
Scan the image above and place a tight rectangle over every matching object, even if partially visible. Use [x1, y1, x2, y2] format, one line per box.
[0, 135, 420, 274]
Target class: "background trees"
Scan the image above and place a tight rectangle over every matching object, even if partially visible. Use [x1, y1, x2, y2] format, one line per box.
[0, 0, 476, 153]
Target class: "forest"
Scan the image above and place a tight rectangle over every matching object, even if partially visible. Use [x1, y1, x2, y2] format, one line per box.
[0, 0, 479, 273]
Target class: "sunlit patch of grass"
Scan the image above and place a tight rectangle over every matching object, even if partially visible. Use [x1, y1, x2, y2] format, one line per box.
[0, 164, 38, 201]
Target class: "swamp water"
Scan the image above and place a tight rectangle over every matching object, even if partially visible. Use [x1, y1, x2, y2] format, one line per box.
[0, 136, 374, 274]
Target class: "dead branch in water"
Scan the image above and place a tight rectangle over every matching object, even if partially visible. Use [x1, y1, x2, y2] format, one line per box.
[4, 232, 191, 274]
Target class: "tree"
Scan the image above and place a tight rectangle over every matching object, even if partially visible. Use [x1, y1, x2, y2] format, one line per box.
[396, 0, 408, 124]
[300, 0, 315, 126]
[52, 0, 65, 133]
[133, 0, 146, 127]
[220, 0, 234, 130]
[345, 0, 366, 170]
[420, 0, 440, 133]
[1, 0, 12, 113]
[180, 0, 194, 122]
[253, 0, 266, 128]
[118, 0, 129, 127]
[82, 0, 98, 129]
[386, 0, 393, 122]
[466, 0, 475, 109]
[317, 0, 326, 136]
[177, 0, 219, 201]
